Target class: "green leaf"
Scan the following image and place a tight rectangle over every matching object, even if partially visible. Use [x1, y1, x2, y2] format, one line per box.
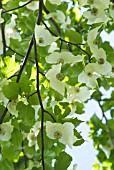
[16, 102, 35, 126]
[74, 138, 84, 146]
[76, 101, 84, 114]
[97, 148, 107, 163]
[45, 160, 54, 170]
[11, 129, 23, 146]
[19, 74, 30, 95]
[107, 52, 114, 64]
[2, 82, 19, 100]
[65, 29, 82, 44]
[0, 159, 14, 170]
[2, 56, 20, 78]
[2, 143, 21, 161]
[54, 152, 72, 170]
[108, 120, 114, 130]
[28, 93, 39, 105]
[102, 100, 114, 112]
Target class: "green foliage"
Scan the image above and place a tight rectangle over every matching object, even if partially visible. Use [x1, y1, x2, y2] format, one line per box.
[0, 0, 114, 169]
[54, 152, 72, 170]
[2, 82, 19, 100]
[65, 29, 82, 44]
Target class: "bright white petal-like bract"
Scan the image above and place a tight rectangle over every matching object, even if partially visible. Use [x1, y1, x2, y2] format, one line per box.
[45, 64, 66, 95]
[48, 0, 61, 5]
[35, 25, 58, 46]
[46, 52, 83, 65]
[45, 10, 65, 23]
[7, 100, 18, 117]
[0, 121, 13, 141]
[26, 1, 39, 10]
[46, 121, 77, 148]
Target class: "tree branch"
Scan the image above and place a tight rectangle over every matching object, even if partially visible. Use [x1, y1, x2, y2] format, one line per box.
[33, 34, 45, 170]
[16, 37, 33, 83]
[2, 0, 33, 14]
[98, 101, 114, 147]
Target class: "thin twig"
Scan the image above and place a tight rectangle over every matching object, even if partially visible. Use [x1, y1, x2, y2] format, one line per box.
[2, 0, 33, 14]
[44, 110, 56, 122]
[42, 4, 61, 34]
[16, 37, 33, 83]
[0, 101, 11, 124]
[98, 101, 114, 147]
[0, 1, 6, 58]
[33, 35, 45, 170]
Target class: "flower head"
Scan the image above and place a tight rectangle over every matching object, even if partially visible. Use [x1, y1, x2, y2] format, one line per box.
[87, 26, 100, 53]
[67, 86, 91, 102]
[46, 52, 83, 65]
[48, 0, 61, 5]
[0, 121, 13, 141]
[7, 100, 18, 117]
[46, 121, 77, 148]
[83, 0, 110, 24]
[5, 19, 21, 45]
[26, 1, 39, 10]
[27, 122, 41, 151]
[35, 25, 58, 46]
[45, 10, 65, 24]
[46, 64, 66, 95]
[78, 63, 99, 88]
[92, 48, 112, 75]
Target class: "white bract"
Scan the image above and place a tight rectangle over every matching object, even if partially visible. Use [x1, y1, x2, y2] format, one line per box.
[0, 78, 9, 104]
[67, 86, 91, 102]
[78, 63, 99, 88]
[46, 52, 83, 66]
[27, 131, 39, 151]
[0, 9, 4, 23]
[48, 0, 61, 5]
[87, 26, 100, 53]
[83, 0, 110, 24]
[48, 42, 59, 53]
[26, 1, 39, 10]
[92, 48, 112, 76]
[46, 121, 77, 148]
[27, 122, 41, 151]
[7, 100, 18, 117]
[45, 64, 66, 95]
[45, 10, 65, 24]
[0, 121, 13, 141]
[35, 25, 58, 46]
[5, 20, 21, 45]
[61, 16, 74, 31]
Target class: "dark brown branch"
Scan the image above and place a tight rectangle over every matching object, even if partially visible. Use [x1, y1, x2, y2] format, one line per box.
[44, 110, 56, 122]
[0, 0, 6, 58]
[6, 45, 36, 64]
[98, 101, 114, 147]
[16, 37, 33, 83]
[2, 0, 33, 14]
[1, 23, 6, 57]
[0, 101, 11, 124]
[42, 4, 61, 34]
[33, 35, 45, 170]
